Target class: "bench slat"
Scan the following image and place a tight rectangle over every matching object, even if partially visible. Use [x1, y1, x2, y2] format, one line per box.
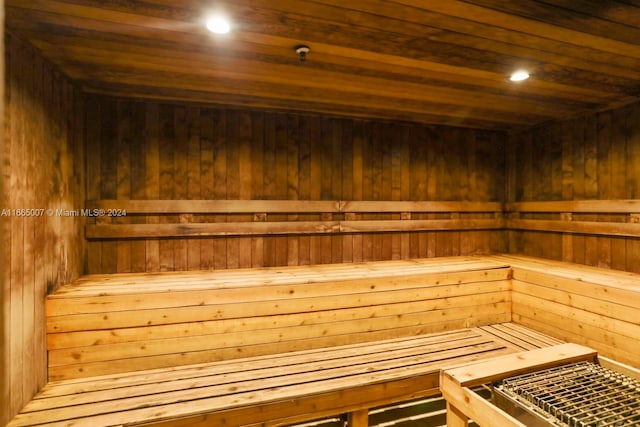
[47, 268, 510, 316]
[48, 288, 510, 349]
[48, 298, 511, 366]
[11, 327, 528, 427]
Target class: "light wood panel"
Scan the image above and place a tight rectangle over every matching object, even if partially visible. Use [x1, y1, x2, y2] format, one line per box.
[491, 254, 640, 368]
[507, 100, 640, 272]
[0, 1, 6, 425]
[2, 34, 85, 424]
[86, 96, 506, 273]
[9, 323, 554, 427]
[45, 257, 512, 380]
[5, 0, 640, 129]
[84, 200, 503, 238]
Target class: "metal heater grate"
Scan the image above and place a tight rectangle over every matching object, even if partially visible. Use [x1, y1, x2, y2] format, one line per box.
[495, 361, 640, 427]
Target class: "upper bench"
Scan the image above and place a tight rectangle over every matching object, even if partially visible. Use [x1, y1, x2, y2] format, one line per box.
[47, 256, 512, 380]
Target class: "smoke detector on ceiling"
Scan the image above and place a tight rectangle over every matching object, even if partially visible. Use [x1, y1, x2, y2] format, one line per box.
[295, 45, 310, 62]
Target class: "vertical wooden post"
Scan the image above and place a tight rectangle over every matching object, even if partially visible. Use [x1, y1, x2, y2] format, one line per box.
[0, 2, 6, 425]
[561, 212, 573, 262]
[348, 408, 369, 427]
[446, 402, 469, 427]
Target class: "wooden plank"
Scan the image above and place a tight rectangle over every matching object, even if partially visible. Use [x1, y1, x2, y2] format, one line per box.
[511, 289, 639, 344]
[85, 96, 102, 274]
[610, 108, 628, 270]
[286, 114, 300, 266]
[115, 99, 132, 273]
[225, 110, 240, 269]
[348, 409, 368, 427]
[47, 291, 511, 352]
[173, 105, 189, 271]
[331, 119, 343, 264]
[597, 111, 612, 268]
[343, 200, 503, 213]
[273, 113, 288, 266]
[158, 104, 175, 272]
[441, 343, 596, 387]
[129, 102, 147, 273]
[308, 115, 323, 266]
[87, 199, 502, 217]
[442, 382, 524, 427]
[0, 27, 7, 427]
[626, 103, 640, 272]
[47, 314, 514, 381]
[17, 342, 505, 426]
[186, 106, 202, 271]
[48, 278, 511, 329]
[99, 98, 118, 273]
[561, 120, 574, 263]
[320, 117, 333, 265]
[50, 257, 509, 296]
[340, 218, 501, 233]
[511, 309, 638, 368]
[506, 218, 640, 238]
[144, 102, 160, 273]
[571, 118, 586, 264]
[583, 114, 599, 266]
[48, 289, 510, 349]
[17, 322, 532, 427]
[42, 329, 483, 397]
[199, 107, 215, 270]
[251, 111, 265, 268]
[46, 309, 512, 371]
[342, 120, 354, 263]
[212, 109, 227, 270]
[86, 218, 502, 239]
[42, 333, 489, 408]
[505, 199, 640, 213]
[445, 402, 469, 427]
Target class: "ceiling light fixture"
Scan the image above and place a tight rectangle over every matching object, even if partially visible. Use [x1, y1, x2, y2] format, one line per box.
[206, 16, 231, 34]
[510, 70, 530, 82]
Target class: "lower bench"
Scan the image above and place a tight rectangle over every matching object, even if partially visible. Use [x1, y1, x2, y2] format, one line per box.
[8, 323, 561, 427]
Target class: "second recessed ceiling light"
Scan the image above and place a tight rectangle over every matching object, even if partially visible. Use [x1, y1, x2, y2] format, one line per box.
[510, 70, 530, 82]
[206, 16, 231, 34]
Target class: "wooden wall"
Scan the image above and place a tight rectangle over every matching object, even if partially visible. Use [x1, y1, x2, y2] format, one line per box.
[85, 95, 506, 273]
[1, 34, 85, 424]
[507, 101, 640, 272]
[0, 0, 6, 423]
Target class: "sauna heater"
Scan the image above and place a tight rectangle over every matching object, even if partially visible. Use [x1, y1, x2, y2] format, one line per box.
[491, 361, 640, 427]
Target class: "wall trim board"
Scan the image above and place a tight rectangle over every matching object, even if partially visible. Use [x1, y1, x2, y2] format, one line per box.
[84, 199, 503, 239]
[506, 200, 640, 213]
[88, 199, 503, 214]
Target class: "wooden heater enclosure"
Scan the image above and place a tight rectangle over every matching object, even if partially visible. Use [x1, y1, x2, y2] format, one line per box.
[2, 1, 640, 425]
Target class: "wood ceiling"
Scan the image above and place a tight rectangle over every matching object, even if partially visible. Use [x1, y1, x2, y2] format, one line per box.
[6, 0, 640, 130]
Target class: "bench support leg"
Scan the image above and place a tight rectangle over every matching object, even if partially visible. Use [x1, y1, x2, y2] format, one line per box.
[348, 409, 369, 427]
[446, 402, 469, 427]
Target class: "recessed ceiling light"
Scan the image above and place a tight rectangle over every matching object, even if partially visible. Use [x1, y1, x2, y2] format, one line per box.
[206, 16, 231, 34]
[510, 70, 530, 82]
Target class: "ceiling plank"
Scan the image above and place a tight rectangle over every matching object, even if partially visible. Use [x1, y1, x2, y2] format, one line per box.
[395, 0, 640, 58]
[8, 1, 640, 93]
[5, 0, 640, 129]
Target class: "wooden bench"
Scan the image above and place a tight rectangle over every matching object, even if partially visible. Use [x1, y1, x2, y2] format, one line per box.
[489, 254, 640, 367]
[9, 323, 560, 427]
[45, 256, 513, 380]
[8, 255, 640, 426]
